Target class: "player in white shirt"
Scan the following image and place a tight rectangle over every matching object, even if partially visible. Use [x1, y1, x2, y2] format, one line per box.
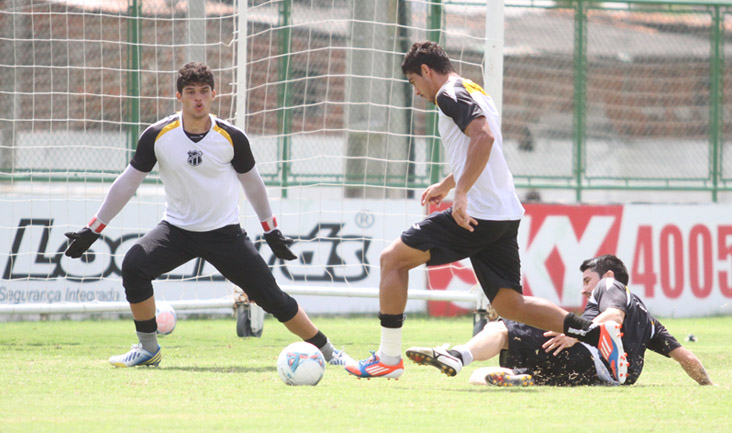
[347, 42, 627, 382]
[65, 62, 352, 368]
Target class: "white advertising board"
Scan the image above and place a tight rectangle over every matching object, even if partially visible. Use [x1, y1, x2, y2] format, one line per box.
[0, 195, 425, 314]
[2, 197, 731, 318]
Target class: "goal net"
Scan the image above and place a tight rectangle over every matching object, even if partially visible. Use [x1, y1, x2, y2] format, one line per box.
[4, 0, 728, 320]
[0, 0, 490, 318]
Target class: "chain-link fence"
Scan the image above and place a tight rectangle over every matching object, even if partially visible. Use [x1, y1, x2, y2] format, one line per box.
[1, 0, 730, 201]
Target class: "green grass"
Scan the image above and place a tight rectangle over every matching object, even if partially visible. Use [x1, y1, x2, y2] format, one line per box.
[1, 315, 731, 433]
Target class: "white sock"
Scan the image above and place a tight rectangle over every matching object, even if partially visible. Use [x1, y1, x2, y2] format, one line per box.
[452, 344, 474, 367]
[377, 327, 402, 365]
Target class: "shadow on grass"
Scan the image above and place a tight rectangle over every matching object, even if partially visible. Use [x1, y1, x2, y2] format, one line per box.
[6, 342, 81, 347]
[440, 386, 540, 394]
[162, 365, 277, 374]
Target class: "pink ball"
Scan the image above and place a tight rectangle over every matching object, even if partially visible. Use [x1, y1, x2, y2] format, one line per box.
[155, 302, 177, 335]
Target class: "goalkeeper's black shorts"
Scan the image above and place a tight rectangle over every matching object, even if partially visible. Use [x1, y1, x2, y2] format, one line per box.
[121, 221, 298, 322]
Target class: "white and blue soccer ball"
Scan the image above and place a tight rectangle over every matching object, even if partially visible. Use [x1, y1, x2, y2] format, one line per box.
[155, 302, 177, 336]
[277, 342, 325, 386]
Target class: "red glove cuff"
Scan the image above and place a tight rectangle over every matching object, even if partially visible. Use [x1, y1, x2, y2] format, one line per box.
[88, 217, 107, 234]
[261, 217, 277, 233]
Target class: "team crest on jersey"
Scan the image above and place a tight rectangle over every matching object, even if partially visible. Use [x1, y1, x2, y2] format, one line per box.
[187, 150, 203, 166]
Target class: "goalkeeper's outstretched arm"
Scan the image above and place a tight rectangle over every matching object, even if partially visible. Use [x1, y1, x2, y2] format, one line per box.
[237, 168, 296, 261]
[94, 165, 148, 224]
[65, 165, 147, 258]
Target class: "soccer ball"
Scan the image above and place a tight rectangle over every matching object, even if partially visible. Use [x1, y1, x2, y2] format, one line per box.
[155, 302, 177, 336]
[277, 342, 326, 386]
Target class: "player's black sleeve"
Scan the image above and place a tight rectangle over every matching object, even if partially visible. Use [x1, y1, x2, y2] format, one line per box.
[129, 122, 162, 172]
[646, 318, 682, 357]
[435, 83, 486, 133]
[591, 278, 630, 314]
[216, 120, 255, 173]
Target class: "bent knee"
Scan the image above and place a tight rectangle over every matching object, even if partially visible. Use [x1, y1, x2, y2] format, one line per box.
[379, 240, 429, 272]
[121, 245, 154, 303]
[255, 292, 298, 323]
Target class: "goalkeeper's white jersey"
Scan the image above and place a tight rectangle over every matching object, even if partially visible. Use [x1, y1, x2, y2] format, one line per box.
[130, 112, 255, 232]
[435, 76, 524, 221]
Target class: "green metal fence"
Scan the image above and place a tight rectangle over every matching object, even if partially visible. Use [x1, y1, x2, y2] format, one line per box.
[256, 0, 731, 201]
[499, 0, 731, 202]
[1, 0, 729, 202]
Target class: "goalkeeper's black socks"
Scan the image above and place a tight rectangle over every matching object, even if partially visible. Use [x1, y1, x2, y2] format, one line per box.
[563, 312, 601, 346]
[134, 318, 159, 353]
[305, 330, 335, 361]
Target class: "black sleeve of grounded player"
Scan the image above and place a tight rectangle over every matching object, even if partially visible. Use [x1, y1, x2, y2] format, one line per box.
[218, 121, 256, 173]
[646, 318, 682, 357]
[436, 85, 487, 132]
[592, 278, 630, 314]
[129, 123, 161, 172]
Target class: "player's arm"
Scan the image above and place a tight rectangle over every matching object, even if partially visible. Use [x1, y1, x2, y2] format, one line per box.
[64, 165, 147, 258]
[542, 331, 579, 356]
[591, 307, 625, 326]
[451, 117, 494, 230]
[668, 346, 713, 385]
[590, 279, 629, 326]
[227, 123, 296, 261]
[435, 88, 492, 232]
[237, 169, 296, 261]
[546, 279, 625, 355]
[65, 122, 158, 259]
[648, 318, 713, 385]
[421, 173, 454, 207]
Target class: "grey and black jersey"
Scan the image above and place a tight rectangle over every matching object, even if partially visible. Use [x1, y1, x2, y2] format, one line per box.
[583, 278, 681, 384]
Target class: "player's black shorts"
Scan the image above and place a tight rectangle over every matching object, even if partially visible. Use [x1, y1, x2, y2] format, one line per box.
[401, 208, 522, 301]
[499, 319, 601, 386]
[121, 221, 299, 322]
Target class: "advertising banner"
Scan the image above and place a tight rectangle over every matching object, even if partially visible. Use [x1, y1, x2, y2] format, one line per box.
[2, 197, 731, 317]
[426, 203, 732, 318]
[0, 196, 424, 314]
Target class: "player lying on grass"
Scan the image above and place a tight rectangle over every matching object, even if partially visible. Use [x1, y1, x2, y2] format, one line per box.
[64, 61, 352, 368]
[407, 254, 713, 386]
[347, 41, 627, 383]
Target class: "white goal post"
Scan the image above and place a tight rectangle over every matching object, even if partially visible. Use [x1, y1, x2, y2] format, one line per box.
[0, 286, 483, 315]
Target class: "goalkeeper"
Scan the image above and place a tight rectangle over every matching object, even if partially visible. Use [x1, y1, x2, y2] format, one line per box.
[407, 255, 712, 386]
[65, 62, 352, 368]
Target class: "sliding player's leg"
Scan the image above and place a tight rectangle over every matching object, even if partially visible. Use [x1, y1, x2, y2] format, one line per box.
[406, 320, 509, 377]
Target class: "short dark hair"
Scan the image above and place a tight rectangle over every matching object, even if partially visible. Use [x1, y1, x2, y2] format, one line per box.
[401, 41, 455, 76]
[176, 61, 215, 93]
[579, 254, 629, 286]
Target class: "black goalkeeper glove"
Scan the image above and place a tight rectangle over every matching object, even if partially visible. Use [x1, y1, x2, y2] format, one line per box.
[263, 229, 297, 261]
[64, 227, 101, 259]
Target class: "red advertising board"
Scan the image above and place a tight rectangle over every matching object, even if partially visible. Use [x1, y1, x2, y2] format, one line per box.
[426, 202, 732, 318]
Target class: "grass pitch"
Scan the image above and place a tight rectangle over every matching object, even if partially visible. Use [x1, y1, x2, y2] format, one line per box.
[1, 315, 730, 433]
